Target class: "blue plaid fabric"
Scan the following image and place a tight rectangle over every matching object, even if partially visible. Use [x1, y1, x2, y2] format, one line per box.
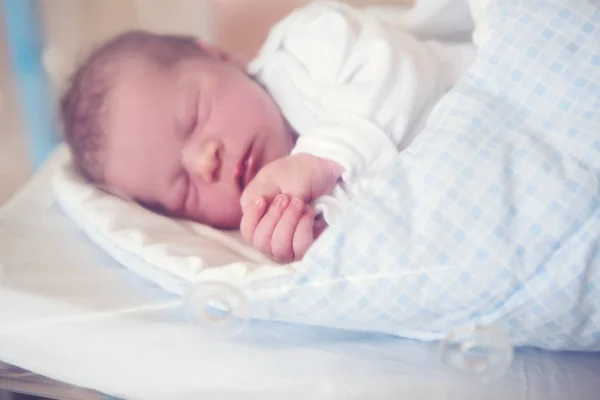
[246, 0, 600, 351]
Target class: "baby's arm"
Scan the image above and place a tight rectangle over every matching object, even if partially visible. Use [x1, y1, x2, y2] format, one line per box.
[250, 2, 473, 185]
[242, 2, 475, 261]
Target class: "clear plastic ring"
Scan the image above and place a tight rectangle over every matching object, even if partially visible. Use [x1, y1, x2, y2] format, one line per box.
[439, 325, 514, 382]
[184, 281, 250, 338]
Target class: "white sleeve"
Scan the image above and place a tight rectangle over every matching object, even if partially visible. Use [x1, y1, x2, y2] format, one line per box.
[250, 2, 474, 182]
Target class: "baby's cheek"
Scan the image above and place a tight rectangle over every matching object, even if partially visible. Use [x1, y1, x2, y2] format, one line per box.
[206, 196, 245, 230]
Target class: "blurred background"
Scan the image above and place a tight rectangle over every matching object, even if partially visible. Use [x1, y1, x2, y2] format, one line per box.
[0, 0, 414, 207]
[0, 3, 28, 206]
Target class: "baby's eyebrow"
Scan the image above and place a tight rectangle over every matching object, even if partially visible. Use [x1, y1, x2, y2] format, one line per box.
[177, 87, 199, 139]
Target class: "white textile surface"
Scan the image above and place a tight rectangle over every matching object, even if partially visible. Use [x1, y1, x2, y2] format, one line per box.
[0, 151, 599, 399]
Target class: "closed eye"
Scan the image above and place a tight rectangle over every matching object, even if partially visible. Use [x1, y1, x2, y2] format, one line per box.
[177, 172, 191, 216]
[185, 97, 199, 138]
[138, 173, 190, 217]
[180, 89, 199, 139]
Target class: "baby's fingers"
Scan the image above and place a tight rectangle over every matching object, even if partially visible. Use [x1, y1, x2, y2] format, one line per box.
[252, 195, 289, 256]
[240, 197, 266, 244]
[271, 198, 305, 263]
[292, 206, 316, 261]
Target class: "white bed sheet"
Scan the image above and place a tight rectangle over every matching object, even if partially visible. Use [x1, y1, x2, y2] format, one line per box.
[0, 150, 599, 400]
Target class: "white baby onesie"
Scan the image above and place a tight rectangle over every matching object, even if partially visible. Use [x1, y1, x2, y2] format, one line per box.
[249, 1, 476, 225]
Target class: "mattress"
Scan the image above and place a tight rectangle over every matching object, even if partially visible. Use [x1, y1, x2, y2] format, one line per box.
[0, 361, 101, 399]
[0, 149, 598, 400]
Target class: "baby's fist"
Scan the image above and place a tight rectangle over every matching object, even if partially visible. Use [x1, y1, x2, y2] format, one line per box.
[239, 153, 341, 262]
[240, 153, 342, 210]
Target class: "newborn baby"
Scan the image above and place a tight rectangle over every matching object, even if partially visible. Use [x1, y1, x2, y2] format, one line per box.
[60, 2, 475, 263]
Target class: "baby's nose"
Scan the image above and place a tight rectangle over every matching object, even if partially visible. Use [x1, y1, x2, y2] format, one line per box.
[182, 139, 224, 183]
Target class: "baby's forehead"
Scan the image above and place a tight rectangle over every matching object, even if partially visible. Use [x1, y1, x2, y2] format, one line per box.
[102, 59, 181, 197]
[107, 57, 178, 106]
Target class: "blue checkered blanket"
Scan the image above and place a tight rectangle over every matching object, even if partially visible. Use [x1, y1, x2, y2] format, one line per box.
[247, 0, 600, 351]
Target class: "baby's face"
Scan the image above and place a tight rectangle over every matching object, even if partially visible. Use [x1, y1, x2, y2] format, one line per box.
[103, 53, 294, 229]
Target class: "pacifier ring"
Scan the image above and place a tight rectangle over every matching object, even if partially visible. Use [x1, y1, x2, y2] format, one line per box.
[439, 325, 514, 383]
[184, 281, 251, 338]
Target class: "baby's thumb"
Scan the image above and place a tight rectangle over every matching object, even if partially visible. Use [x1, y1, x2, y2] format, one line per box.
[240, 177, 280, 210]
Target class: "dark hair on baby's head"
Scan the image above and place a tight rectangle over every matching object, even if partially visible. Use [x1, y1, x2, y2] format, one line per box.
[60, 30, 205, 183]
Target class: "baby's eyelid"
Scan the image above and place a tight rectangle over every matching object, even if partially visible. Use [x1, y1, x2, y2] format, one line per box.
[179, 88, 199, 140]
[186, 96, 200, 138]
[174, 171, 190, 215]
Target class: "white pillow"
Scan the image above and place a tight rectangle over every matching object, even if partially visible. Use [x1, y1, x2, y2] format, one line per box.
[51, 146, 297, 297]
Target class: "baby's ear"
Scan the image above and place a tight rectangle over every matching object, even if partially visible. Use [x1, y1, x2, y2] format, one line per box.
[195, 39, 247, 68]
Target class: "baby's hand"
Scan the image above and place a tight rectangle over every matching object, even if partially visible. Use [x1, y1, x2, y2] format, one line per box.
[240, 153, 340, 262]
[240, 195, 316, 263]
[240, 153, 343, 211]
